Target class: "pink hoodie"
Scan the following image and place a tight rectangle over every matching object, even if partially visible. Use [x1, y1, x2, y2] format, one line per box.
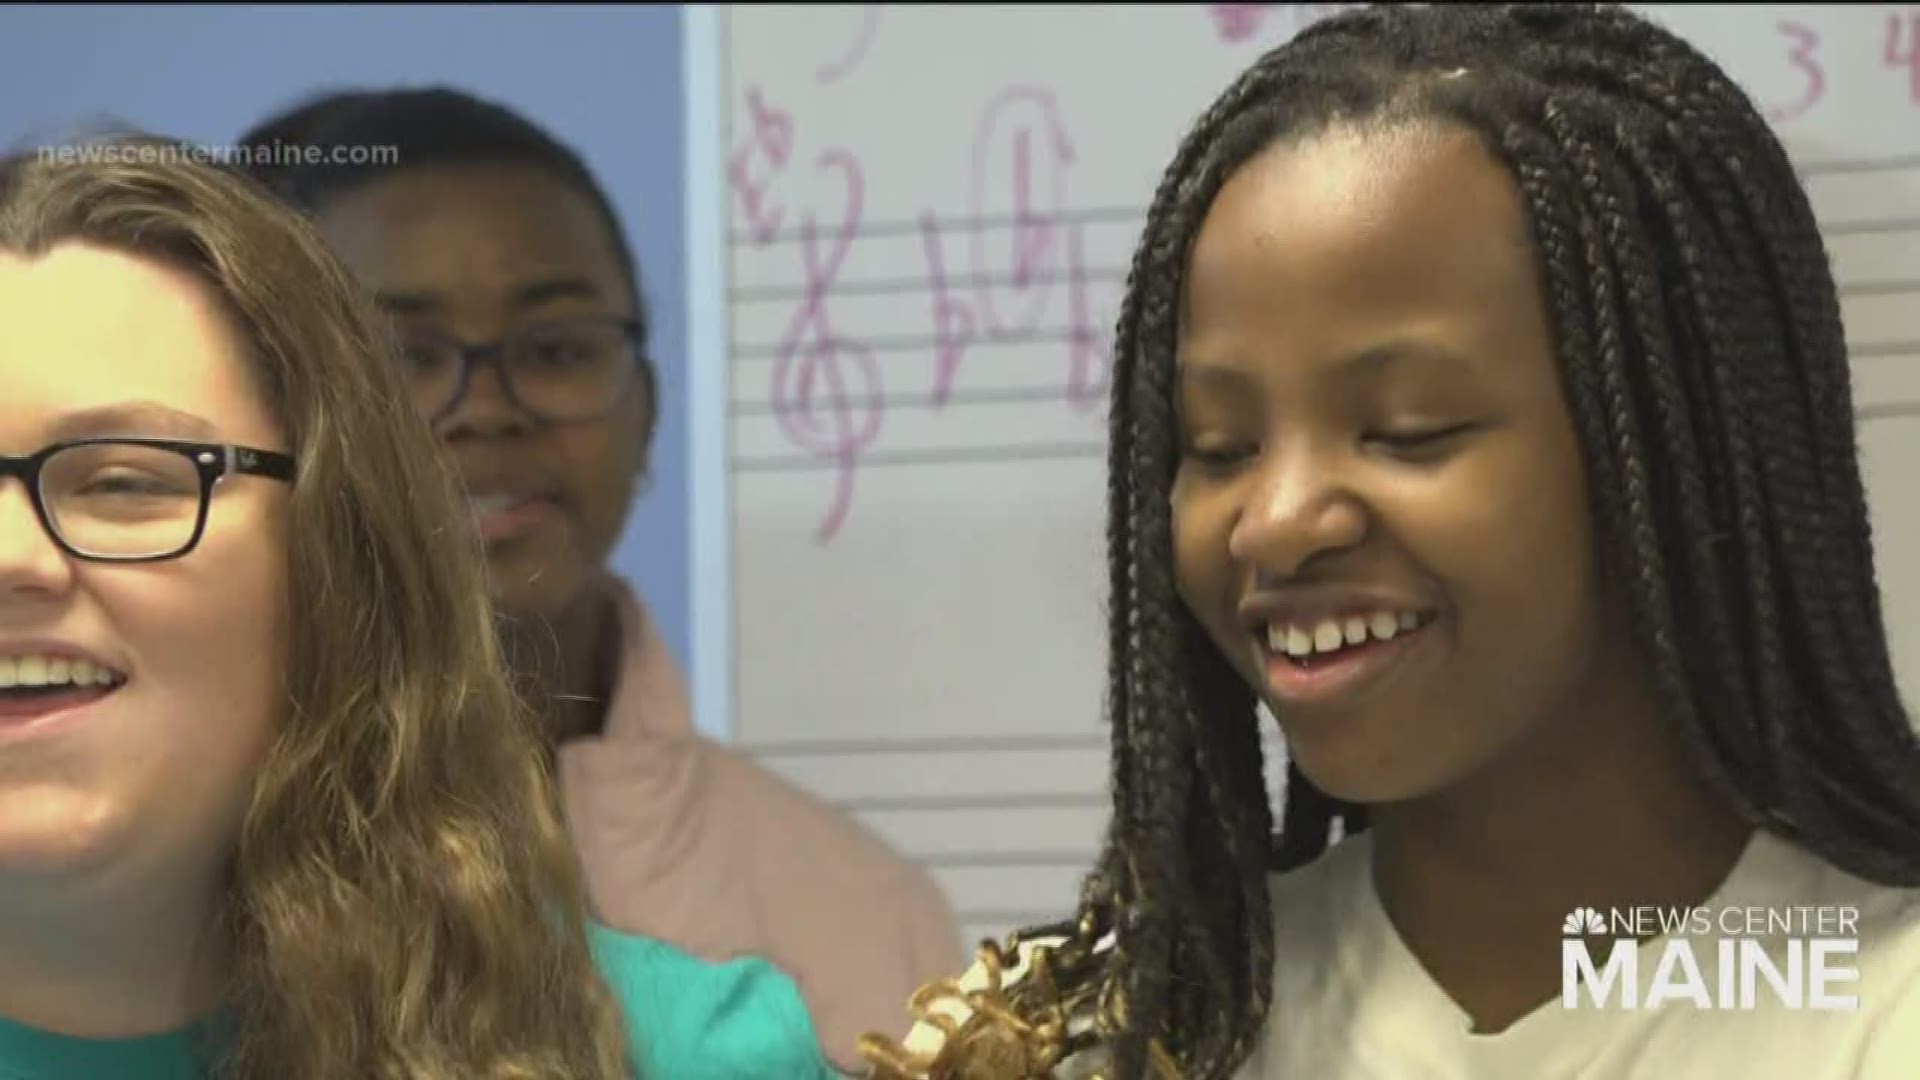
[554, 576, 963, 1074]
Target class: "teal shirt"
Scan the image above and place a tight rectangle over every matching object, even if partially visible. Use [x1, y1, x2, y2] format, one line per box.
[0, 924, 838, 1080]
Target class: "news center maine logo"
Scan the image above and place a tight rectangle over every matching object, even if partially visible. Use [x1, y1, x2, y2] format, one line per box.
[1560, 903, 1862, 1012]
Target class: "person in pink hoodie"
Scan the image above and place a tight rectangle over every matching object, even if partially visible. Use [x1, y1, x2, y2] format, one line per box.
[236, 87, 962, 1074]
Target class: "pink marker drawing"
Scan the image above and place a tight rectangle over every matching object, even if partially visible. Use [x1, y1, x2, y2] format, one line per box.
[769, 149, 885, 543]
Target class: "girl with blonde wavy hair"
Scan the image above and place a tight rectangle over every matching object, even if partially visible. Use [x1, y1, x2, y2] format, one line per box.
[0, 134, 835, 1079]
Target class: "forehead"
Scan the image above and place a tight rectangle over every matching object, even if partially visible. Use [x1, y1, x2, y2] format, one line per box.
[1182, 120, 1539, 337]
[0, 243, 274, 448]
[315, 163, 629, 311]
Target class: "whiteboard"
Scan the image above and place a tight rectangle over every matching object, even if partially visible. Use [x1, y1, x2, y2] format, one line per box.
[716, 3, 1920, 951]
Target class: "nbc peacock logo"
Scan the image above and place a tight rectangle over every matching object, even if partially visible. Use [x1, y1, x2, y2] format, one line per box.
[1563, 907, 1607, 936]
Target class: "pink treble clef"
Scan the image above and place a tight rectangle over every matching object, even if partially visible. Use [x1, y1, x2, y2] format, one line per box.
[770, 149, 884, 544]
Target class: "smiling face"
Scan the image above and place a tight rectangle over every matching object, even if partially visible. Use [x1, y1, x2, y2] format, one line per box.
[314, 163, 650, 622]
[0, 242, 288, 888]
[1170, 120, 1617, 805]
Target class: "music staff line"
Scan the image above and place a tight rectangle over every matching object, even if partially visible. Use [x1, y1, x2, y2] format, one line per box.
[1791, 152, 1920, 176]
[728, 301, 1915, 364]
[731, 266, 1129, 303]
[957, 909, 1087, 931]
[727, 204, 1143, 247]
[724, 190, 1920, 251]
[733, 440, 1105, 473]
[833, 791, 1109, 814]
[833, 791, 1281, 818]
[732, 382, 1095, 417]
[920, 850, 1100, 870]
[729, 262, 1920, 305]
[729, 395, 1920, 474]
[743, 730, 1285, 757]
[731, 325, 1099, 361]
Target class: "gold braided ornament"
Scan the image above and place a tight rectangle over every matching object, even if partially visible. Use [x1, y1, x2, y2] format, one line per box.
[857, 910, 1182, 1080]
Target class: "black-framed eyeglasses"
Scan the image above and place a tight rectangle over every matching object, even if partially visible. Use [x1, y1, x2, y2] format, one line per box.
[0, 438, 296, 563]
[398, 314, 646, 425]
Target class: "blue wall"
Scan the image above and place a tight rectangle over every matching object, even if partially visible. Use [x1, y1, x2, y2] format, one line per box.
[0, 3, 695, 677]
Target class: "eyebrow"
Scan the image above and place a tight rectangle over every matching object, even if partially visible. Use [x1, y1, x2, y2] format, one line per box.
[1177, 359, 1259, 394]
[48, 401, 220, 443]
[1177, 338, 1483, 401]
[1334, 339, 1481, 381]
[509, 275, 603, 309]
[374, 274, 605, 317]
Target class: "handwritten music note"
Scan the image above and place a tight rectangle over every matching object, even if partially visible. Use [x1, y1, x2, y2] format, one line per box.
[919, 211, 977, 409]
[729, 88, 793, 244]
[1063, 222, 1111, 411]
[968, 88, 1076, 338]
[728, 72, 1122, 543]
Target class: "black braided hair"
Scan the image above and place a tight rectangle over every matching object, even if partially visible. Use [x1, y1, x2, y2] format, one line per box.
[234, 88, 657, 447]
[1083, 4, 1920, 1076]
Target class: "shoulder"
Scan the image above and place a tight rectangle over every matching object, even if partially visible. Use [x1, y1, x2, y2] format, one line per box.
[587, 922, 839, 1080]
[1772, 834, 1920, 978]
[595, 575, 697, 741]
[1843, 866, 1920, 1012]
[1852, 894, 1920, 1077]
[1740, 834, 1920, 1075]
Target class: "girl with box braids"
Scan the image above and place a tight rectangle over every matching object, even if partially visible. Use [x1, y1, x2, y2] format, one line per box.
[862, 6, 1920, 1077]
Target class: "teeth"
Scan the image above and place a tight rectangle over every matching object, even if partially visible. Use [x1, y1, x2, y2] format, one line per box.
[0, 656, 123, 690]
[470, 495, 517, 515]
[1266, 611, 1427, 659]
[1313, 621, 1345, 653]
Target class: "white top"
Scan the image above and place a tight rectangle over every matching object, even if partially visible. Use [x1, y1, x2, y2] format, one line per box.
[895, 828, 1920, 1078]
[1242, 828, 1920, 1079]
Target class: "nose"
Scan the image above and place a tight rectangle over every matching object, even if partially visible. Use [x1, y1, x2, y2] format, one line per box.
[1227, 443, 1369, 580]
[434, 350, 536, 442]
[0, 478, 74, 602]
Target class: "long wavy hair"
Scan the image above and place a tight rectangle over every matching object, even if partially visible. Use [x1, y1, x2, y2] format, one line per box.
[0, 134, 632, 1078]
